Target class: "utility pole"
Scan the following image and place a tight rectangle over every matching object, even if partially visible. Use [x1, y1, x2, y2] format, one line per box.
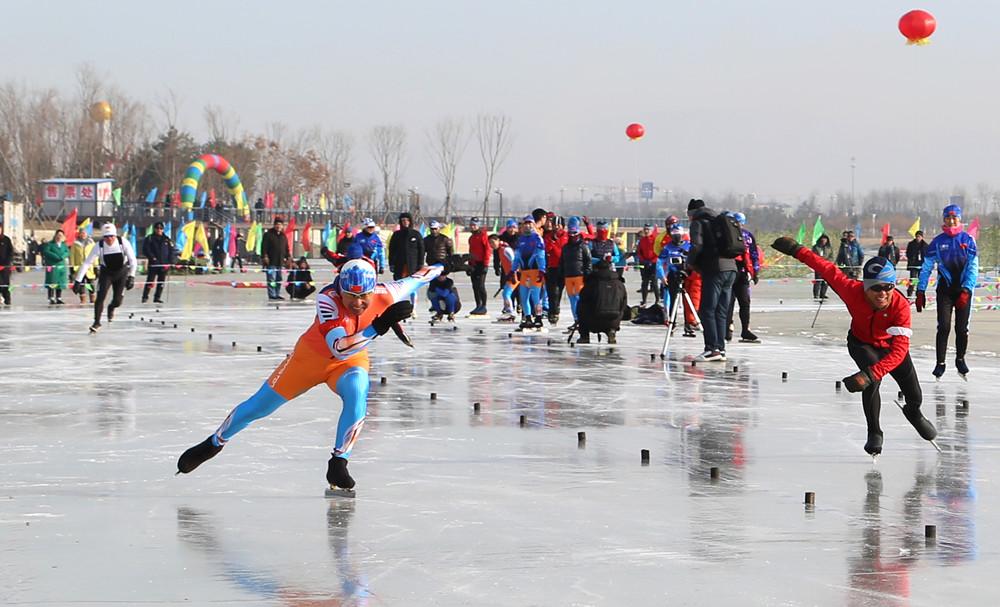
[850, 156, 856, 215]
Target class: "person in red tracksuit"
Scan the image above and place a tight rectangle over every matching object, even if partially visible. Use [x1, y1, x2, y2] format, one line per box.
[467, 217, 491, 316]
[772, 236, 937, 456]
[634, 224, 659, 307]
[543, 213, 568, 324]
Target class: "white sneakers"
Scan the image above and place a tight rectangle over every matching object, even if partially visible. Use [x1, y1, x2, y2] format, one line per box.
[695, 350, 727, 362]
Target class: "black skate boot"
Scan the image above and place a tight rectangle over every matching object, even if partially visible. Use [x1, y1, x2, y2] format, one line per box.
[547, 313, 559, 325]
[683, 324, 697, 338]
[607, 331, 617, 344]
[326, 455, 355, 490]
[932, 362, 945, 380]
[516, 317, 532, 332]
[902, 405, 938, 441]
[107, 305, 115, 323]
[955, 358, 969, 379]
[177, 436, 224, 474]
[576, 332, 591, 344]
[564, 322, 578, 335]
[533, 315, 544, 330]
[864, 430, 884, 456]
[740, 330, 760, 343]
[88, 322, 101, 334]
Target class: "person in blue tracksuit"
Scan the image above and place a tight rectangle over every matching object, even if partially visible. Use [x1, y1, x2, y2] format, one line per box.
[657, 226, 690, 325]
[915, 204, 979, 379]
[427, 272, 461, 321]
[513, 216, 546, 330]
[352, 219, 387, 274]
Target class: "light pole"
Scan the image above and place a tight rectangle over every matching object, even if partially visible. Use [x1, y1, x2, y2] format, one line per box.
[407, 187, 419, 217]
[494, 188, 503, 221]
[578, 186, 586, 204]
[474, 187, 481, 218]
[872, 213, 877, 242]
[559, 187, 565, 206]
[850, 156, 856, 214]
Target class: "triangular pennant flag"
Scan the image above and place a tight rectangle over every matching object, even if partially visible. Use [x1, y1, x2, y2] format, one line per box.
[228, 224, 238, 257]
[62, 209, 79, 247]
[881, 223, 890, 246]
[908, 217, 921, 239]
[319, 193, 328, 211]
[302, 221, 312, 252]
[245, 221, 259, 253]
[795, 222, 806, 244]
[255, 223, 263, 256]
[811, 216, 825, 246]
[968, 217, 981, 241]
[112, 188, 122, 206]
[145, 187, 158, 204]
[199, 191, 208, 209]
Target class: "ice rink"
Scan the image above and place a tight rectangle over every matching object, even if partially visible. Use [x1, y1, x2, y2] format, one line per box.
[2, 271, 998, 606]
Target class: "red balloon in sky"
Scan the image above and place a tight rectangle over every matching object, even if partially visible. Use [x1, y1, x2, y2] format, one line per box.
[625, 123, 645, 140]
[899, 9, 936, 45]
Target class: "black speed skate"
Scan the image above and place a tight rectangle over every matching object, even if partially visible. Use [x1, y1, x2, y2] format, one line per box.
[88, 322, 101, 334]
[901, 405, 937, 442]
[864, 430, 884, 456]
[932, 362, 945, 380]
[177, 436, 224, 474]
[955, 358, 969, 380]
[326, 455, 356, 497]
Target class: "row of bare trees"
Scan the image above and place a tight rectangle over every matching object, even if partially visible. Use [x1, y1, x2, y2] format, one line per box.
[0, 67, 513, 221]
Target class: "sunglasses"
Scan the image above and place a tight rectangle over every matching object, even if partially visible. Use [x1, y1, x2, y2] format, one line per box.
[868, 283, 895, 293]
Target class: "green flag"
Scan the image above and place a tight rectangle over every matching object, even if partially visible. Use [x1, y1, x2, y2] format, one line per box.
[145, 224, 154, 236]
[795, 222, 807, 244]
[811, 216, 825, 246]
[327, 226, 338, 250]
[254, 223, 263, 255]
[112, 187, 122, 206]
[492, 218, 499, 234]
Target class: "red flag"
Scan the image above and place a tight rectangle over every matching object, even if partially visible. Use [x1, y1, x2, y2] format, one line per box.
[61, 208, 79, 247]
[227, 224, 237, 257]
[209, 189, 217, 208]
[338, 221, 352, 241]
[880, 223, 890, 246]
[285, 217, 297, 256]
[968, 217, 981, 241]
[301, 221, 312, 251]
[265, 192, 275, 209]
[292, 194, 300, 210]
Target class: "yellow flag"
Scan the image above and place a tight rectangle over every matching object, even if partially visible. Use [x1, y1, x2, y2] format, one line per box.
[179, 221, 198, 260]
[319, 193, 328, 211]
[195, 221, 211, 255]
[78, 217, 91, 231]
[611, 218, 619, 236]
[441, 222, 455, 238]
[908, 217, 921, 238]
[245, 221, 258, 251]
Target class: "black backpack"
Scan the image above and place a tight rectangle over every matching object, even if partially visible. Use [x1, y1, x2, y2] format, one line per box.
[593, 279, 624, 322]
[710, 213, 746, 259]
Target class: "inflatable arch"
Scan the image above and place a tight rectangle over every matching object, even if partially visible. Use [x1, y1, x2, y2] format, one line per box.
[180, 154, 248, 213]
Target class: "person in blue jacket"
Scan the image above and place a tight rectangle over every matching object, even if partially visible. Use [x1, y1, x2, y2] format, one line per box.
[513, 216, 546, 331]
[916, 204, 979, 379]
[656, 225, 690, 325]
[352, 219, 387, 274]
[427, 271, 461, 322]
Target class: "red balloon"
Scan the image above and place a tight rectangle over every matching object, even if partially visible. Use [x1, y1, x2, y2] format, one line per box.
[625, 123, 645, 140]
[899, 9, 936, 45]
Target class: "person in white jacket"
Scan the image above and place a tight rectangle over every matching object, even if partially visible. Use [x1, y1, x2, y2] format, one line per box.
[74, 223, 137, 333]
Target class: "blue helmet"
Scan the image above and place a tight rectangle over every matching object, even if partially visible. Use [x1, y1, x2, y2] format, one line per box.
[338, 259, 376, 295]
[943, 204, 962, 220]
[731, 212, 747, 225]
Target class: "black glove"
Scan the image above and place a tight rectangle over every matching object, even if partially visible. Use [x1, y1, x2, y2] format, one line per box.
[771, 237, 803, 257]
[371, 300, 414, 336]
[494, 268, 501, 277]
[73, 281, 83, 295]
[125, 276, 135, 290]
[843, 368, 874, 393]
[752, 274, 759, 285]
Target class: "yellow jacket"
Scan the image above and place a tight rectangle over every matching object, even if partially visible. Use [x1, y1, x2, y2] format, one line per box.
[71, 239, 96, 280]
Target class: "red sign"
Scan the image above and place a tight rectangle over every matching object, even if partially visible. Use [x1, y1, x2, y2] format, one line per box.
[64, 185, 79, 200]
[44, 184, 60, 200]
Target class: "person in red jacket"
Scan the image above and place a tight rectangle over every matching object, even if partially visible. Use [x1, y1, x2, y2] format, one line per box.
[467, 217, 491, 316]
[543, 213, 568, 324]
[772, 236, 937, 457]
[634, 224, 659, 307]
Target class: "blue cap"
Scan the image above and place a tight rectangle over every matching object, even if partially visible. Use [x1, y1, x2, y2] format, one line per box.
[943, 204, 962, 220]
[567, 216, 581, 235]
[732, 212, 747, 225]
[506, 219, 518, 228]
[862, 257, 896, 290]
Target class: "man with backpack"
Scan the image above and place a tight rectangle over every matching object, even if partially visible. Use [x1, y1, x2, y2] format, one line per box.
[576, 258, 628, 344]
[687, 199, 742, 361]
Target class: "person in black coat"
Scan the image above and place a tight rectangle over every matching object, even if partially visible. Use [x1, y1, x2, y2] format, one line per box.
[261, 217, 290, 300]
[905, 231, 926, 297]
[388, 212, 424, 281]
[877, 235, 901, 267]
[0, 224, 14, 305]
[576, 260, 627, 344]
[141, 222, 174, 303]
[423, 220, 453, 266]
[285, 257, 316, 300]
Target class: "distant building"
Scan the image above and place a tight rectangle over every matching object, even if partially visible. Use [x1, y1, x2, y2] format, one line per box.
[40, 178, 115, 219]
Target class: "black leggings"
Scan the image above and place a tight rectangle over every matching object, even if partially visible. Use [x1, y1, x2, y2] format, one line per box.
[640, 262, 659, 304]
[143, 267, 168, 300]
[812, 272, 828, 299]
[94, 268, 127, 324]
[727, 272, 751, 333]
[935, 287, 970, 362]
[545, 267, 564, 315]
[847, 334, 921, 434]
[470, 264, 488, 310]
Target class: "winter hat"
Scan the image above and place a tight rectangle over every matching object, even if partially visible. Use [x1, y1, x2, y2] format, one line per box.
[567, 216, 582, 235]
[398, 212, 413, 222]
[429, 220, 441, 229]
[102, 223, 117, 237]
[862, 257, 896, 291]
[687, 199, 705, 212]
[520, 215, 533, 224]
[669, 225, 685, 237]
[505, 219, 518, 229]
[470, 217, 481, 227]
[943, 204, 962, 220]
[596, 221, 609, 231]
[732, 212, 747, 225]
[363, 217, 376, 228]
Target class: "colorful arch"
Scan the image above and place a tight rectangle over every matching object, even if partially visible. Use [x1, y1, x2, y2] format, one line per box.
[180, 154, 247, 213]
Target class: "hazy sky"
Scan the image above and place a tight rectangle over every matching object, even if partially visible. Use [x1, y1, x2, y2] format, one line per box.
[6, 1, 998, 206]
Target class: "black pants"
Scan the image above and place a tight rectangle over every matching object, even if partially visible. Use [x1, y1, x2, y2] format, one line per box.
[0, 268, 10, 304]
[545, 267, 564, 316]
[94, 268, 128, 325]
[812, 272, 828, 299]
[470, 263, 488, 310]
[143, 267, 168, 301]
[847, 334, 921, 435]
[47, 287, 63, 300]
[727, 271, 752, 335]
[935, 287, 971, 362]
[230, 255, 243, 270]
[286, 283, 316, 300]
[907, 268, 919, 297]
[640, 262, 659, 305]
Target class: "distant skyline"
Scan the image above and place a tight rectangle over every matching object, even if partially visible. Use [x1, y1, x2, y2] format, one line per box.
[5, 1, 998, 207]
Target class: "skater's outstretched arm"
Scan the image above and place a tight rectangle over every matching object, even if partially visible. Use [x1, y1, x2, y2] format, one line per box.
[773, 237, 854, 297]
[379, 264, 444, 304]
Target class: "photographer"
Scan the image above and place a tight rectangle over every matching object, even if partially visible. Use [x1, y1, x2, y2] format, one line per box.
[656, 225, 689, 325]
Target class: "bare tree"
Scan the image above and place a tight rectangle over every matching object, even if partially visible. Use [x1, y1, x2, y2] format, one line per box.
[368, 124, 406, 213]
[319, 129, 353, 207]
[426, 117, 468, 221]
[475, 113, 513, 217]
[204, 104, 240, 143]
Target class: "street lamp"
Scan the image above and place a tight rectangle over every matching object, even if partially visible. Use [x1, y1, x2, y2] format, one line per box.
[559, 187, 565, 205]
[494, 188, 503, 221]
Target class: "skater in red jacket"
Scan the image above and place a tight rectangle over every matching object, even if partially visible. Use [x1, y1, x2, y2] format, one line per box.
[772, 236, 937, 456]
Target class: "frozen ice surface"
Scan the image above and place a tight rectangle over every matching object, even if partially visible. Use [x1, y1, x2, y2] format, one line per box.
[2, 274, 999, 606]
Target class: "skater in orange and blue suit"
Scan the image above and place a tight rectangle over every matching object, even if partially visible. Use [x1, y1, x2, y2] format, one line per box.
[513, 216, 546, 331]
[178, 259, 442, 491]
